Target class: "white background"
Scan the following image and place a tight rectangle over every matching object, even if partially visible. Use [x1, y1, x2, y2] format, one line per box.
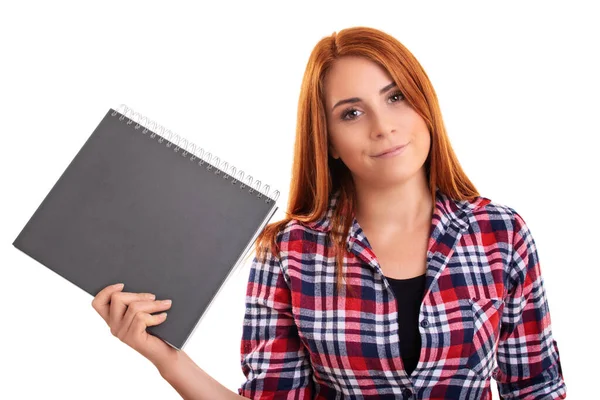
[1, 1, 597, 398]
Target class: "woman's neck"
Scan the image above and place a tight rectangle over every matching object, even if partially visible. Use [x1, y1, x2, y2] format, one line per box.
[353, 171, 432, 234]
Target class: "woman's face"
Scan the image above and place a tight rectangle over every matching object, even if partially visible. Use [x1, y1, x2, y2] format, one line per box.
[323, 56, 431, 188]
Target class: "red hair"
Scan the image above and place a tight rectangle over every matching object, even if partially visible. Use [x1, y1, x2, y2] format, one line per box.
[255, 26, 479, 294]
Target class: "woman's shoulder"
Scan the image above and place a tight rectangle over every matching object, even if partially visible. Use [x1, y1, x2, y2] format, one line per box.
[459, 192, 519, 219]
[257, 218, 327, 269]
[273, 214, 330, 237]
[461, 193, 527, 237]
[272, 218, 327, 246]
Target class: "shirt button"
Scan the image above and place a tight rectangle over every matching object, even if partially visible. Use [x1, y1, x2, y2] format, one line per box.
[402, 388, 413, 398]
[420, 318, 429, 328]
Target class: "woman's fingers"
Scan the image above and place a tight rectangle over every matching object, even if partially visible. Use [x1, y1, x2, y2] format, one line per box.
[110, 291, 156, 334]
[91, 283, 161, 333]
[129, 307, 170, 339]
[91, 283, 177, 365]
[91, 283, 125, 323]
[118, 298, 172, 339]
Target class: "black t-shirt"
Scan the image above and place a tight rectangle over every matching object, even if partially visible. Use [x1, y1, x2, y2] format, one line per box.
[385, 273, 427, 376]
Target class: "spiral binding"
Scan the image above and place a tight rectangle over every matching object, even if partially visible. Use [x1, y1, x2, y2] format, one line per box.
[110, 104, 280, 204]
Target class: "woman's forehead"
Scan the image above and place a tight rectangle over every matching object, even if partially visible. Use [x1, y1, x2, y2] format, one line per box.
[323, 57, 395, 108]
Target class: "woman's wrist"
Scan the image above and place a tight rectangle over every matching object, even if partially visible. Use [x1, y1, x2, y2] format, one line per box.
[152, 345, 182, 379]
[154, 349, 248, 400]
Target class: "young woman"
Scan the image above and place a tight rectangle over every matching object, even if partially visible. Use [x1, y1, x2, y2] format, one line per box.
[92, 26, 566, 399]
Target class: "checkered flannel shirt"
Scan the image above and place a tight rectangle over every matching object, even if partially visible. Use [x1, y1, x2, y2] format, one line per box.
[238, 188, 566, 399]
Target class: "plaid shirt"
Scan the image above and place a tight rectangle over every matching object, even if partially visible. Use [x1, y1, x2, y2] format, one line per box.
[238, 188, 566, 399]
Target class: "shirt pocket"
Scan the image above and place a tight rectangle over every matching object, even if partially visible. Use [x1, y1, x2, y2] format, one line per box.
[465, 297, 505, 379]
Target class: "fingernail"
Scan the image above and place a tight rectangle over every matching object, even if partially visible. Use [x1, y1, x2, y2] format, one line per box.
[147, 294, 156, 299]
[115, 283, 124, 289]
[162, 299, 172, 305]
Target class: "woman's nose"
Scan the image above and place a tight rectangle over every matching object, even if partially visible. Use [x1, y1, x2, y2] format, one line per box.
[370, 112, 396, 139]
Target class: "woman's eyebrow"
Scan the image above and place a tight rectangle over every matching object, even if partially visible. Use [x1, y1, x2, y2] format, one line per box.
[331, 82, 397, 112]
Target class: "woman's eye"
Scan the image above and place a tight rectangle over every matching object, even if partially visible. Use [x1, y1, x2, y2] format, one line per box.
[340, 92, 404, 121]
[389, 91, 404, 103]
[341, 109, 361, 121]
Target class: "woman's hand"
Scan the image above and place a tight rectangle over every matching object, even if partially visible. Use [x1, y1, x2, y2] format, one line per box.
[91, 282, 178, 369]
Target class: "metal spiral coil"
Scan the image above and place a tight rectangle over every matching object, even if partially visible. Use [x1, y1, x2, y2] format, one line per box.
[110, 104, 280, 204]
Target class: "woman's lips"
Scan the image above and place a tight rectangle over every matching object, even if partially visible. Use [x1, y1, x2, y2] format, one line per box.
[372, 143, 409, 158]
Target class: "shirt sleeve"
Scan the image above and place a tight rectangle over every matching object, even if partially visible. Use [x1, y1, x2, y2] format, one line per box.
[494, 211, 567, 399]
[237, 246, 315, 400]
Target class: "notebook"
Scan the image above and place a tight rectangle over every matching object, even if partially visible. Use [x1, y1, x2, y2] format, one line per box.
[12, 104, 279, 350]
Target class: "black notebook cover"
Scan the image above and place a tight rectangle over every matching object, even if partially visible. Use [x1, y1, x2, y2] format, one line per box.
[12, 107, 279, 350]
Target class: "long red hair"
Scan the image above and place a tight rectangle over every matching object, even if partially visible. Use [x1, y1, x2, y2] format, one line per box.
[255, 26, 479, 294]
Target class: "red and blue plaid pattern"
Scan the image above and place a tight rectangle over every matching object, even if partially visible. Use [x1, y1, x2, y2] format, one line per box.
[238, 188, 566, 399]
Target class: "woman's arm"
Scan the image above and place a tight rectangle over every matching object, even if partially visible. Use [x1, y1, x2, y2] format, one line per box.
[154, 242, 313, 400]
[494, 211, 566, 399]
[237, 246, 315, 398]
[156, 350, 249, 400]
